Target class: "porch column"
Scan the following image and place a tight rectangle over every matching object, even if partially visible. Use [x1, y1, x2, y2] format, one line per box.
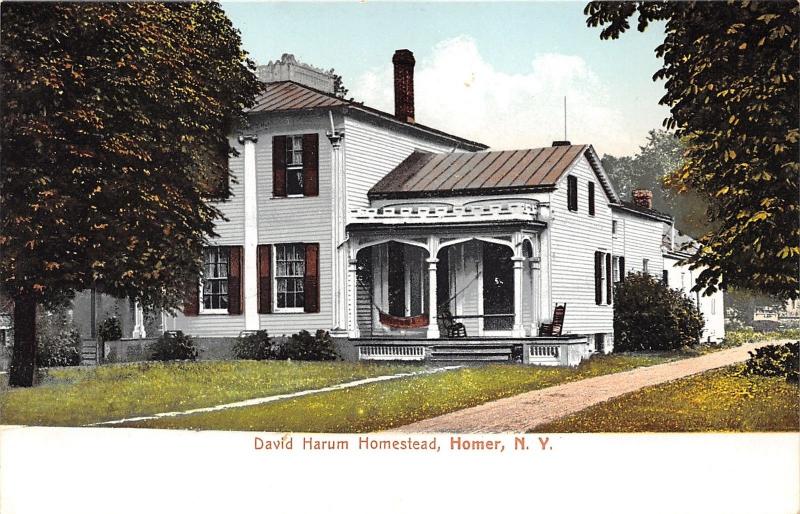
[426, 257, 440, 339]
[132, 300, 146, 339]
[512, 256, 525, 337]
[530, 258, 540, 336]
[327, 123, 347, 336]
[347, 258, 360, 338]
[238, 134, 259, 331]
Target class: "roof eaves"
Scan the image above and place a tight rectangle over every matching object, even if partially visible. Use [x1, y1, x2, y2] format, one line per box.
[610, 202, 674, 223]
[367, 184, 557, 201]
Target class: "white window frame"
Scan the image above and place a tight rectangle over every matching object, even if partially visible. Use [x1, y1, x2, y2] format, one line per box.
[286, 135, 304, 197]
[642, 258, 649, 275]
[273, 243, 305, 313]
[612, 220, 618, 236]
[200, 246, 230, 315]
[612, 256, 620, 283]
[600, 253, 607, 304]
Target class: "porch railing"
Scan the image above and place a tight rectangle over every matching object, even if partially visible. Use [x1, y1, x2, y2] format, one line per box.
[348, 202, 541, 225]
[358, 345, 426, 361]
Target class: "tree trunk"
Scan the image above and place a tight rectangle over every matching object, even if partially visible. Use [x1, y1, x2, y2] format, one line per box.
[9, 295, 36, 387]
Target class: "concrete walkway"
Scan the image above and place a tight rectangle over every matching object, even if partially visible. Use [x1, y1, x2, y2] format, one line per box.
[394, 340, 789, 433]
[89, 365, 461, 427]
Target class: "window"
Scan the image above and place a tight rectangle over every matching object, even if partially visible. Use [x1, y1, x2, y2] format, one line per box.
[642, 258, 649, 274]
[202, 247, 229, 312]
[612, 220, 618, 235]
[275, 244, 306, 311]
[662, 269, 669, 285]
[286, 135, 304, 196]
[567, 175, 578, 211]
[588, 182, 595, 216]
[612, 256, 620, 283]
[595, 251, 606, 305]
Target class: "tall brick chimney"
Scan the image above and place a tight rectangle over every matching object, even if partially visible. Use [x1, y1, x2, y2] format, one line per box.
[393, 49, 415, 123]
[632, 189, 653, 209]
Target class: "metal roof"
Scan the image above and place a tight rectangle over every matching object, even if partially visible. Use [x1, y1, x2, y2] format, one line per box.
[369, 145, 591, 199]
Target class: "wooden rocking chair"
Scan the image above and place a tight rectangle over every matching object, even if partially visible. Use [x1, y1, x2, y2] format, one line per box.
[439, 309, 467, 338]
[539, 303, 566, 336]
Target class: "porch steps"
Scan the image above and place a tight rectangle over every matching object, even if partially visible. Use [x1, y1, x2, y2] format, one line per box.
[80, 339, 99, 366]
[429, 345, 513, 363]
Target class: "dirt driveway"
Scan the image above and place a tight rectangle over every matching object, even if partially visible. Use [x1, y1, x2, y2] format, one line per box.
[394, 340, 789, 433]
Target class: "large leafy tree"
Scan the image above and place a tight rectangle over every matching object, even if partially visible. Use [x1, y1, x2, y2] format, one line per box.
[1, 3, 262, 386]
[585, 1, 799, 299]
[602, 129, 710, 238]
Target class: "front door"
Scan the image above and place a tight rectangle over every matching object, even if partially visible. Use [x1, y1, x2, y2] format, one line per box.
[482, 243, 514, 332]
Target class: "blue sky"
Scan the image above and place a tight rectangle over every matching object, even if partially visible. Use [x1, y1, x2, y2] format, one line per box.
[222, 2, 670, 156]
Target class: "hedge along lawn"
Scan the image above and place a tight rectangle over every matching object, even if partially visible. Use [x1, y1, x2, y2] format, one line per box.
[0, 360, 425, 427]
[534, 364, 800, 432]
[122, 353, 680, 432]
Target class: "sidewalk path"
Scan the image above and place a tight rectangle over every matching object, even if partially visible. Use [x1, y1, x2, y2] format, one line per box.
[394, 340, 790, 433]
[89, 365, 460, 427]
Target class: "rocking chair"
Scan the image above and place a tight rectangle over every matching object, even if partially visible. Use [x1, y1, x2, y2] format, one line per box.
[439, 309, 467, 338]
[539, 303, 566, 336]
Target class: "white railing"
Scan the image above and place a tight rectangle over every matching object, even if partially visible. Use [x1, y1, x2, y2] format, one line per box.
[358, 345, 426, 361]
[348, 202, 542, 226]
[529, 344, 560, 362]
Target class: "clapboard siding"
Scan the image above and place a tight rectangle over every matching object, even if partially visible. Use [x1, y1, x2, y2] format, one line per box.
[344, 116, 465, 209]
[611, 210, 664, 277]
[664, 255, 726, 342]
[548, 155, 614, 335]
[209, 135, 246, 245]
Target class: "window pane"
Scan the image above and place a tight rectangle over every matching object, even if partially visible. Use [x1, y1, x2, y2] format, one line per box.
[277, 293, 286, 308]
[287, 169, 303, 195]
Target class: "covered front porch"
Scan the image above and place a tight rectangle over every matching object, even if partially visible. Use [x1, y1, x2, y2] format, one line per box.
[339, 201, 586, 364]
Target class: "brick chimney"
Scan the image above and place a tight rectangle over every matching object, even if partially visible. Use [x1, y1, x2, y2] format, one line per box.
[393, 49, 415, 123]
[632, 189, 653, 209]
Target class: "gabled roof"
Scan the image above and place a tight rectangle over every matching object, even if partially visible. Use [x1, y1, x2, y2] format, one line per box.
[247, 81, 487, 150]
[610, 200, 674, 223]
[369, 144, 619, 200]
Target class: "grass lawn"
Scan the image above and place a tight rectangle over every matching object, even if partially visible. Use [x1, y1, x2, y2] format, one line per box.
[534, 364, 800, 432]
[0, 360, 424, 426]
[122, 353, 679, 432]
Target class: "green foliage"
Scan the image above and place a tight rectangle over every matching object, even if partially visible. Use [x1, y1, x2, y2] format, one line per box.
[585, 1, 800, 299]
[275, 330, 339, 361]
[148, 332, 198, 362]
[97, 316, 122, 343]
[232, 330, 275, 360]
[614, 272, 705, 351]
[743, 342, 799, 382]
[36, 328, 80, 367]
[601, 129, 710, 238]
[1, 2, 262, 385]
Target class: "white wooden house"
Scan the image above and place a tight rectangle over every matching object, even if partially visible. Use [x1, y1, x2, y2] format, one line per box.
[159, 50, 722, 365]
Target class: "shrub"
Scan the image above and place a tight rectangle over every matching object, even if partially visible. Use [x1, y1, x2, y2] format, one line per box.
[97, 316, 123, 343]
[743, 342, 799, 382]
[148, 331, 198, 361]
[37, 329, 81, 367]
[275, 330, 338, 361]
[232, 331, 275, 360]
[614, 272, 705, 352]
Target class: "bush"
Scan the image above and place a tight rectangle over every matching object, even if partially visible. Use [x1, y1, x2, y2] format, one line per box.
[275, 330, 338, 361]
[148, 331, 198, 361]
[97, 316, 123, 343]
[614, 272, 705, 352]
[743, 342, 799, 382]
[37, 329, 81, 367]
[232, 331, 275, 360]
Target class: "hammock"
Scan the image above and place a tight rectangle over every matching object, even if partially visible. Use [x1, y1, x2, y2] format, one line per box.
[357, 264, 481, 330]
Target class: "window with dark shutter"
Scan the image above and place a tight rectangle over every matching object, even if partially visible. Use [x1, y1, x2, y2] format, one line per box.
[183, 273, 200, 316]
[304, 243, 320, 313]
[594, 251, 603, 305]
[588, 182, 595, 216]
[303, 133, 319, 197]
[272, 135, 287, 197]
[620, 256, 626, 283]
[258, 245, 272, 314]
[605, 252, 612, 304]
[568, 176, 578, 212]
[200, 247, 230, 313]
[228, 246, 243, 315]
[663, 269, 669, 285]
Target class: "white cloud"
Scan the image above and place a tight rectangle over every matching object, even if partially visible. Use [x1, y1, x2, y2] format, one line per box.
[350, 36, 636, 155]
